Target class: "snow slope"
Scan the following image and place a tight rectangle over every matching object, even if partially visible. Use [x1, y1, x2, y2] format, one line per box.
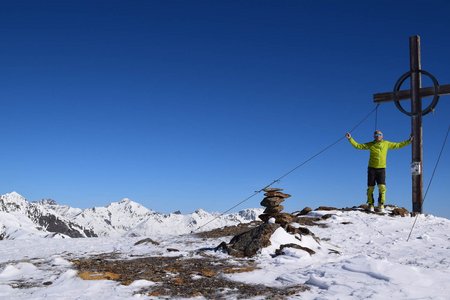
[227, 209, 450, 299]
[0, 207, 449, 299]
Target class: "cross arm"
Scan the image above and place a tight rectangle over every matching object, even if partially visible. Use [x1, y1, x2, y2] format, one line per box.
[373, 84, 450, 103]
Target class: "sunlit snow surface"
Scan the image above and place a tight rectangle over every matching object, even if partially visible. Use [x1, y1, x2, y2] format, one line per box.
[1, 209, 450, 299]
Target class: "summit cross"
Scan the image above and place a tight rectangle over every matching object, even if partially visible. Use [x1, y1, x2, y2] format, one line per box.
[373, 35, 450, 215]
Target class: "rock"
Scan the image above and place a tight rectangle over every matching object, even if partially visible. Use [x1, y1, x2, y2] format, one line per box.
[390, 207, 409, 217]
[359, 204, 370, 210]
[274, 243, 316, 256]
[263, 205, 284, 214]
[167, 248, 180, 252]
[218, 223, 281, 257]
[259, 213, 271, 223]
[273, 213, 294, 225]
[285, 225, 312, 236]
[260, 197, 284, 207]
[315, 206, 339, 211]
[321, 214, 334, 220]
[294, 216, 328, 227]
[260, 213, 294, 225]
[194, 220, 262, 239]
[134, 238, 160, 246]
[263, 188, 283, 192]
[298, 207, 312, 216]
[264, 192, 291, 198]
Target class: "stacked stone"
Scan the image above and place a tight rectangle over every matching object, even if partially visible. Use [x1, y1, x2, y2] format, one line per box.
[259, 188, 293, 226]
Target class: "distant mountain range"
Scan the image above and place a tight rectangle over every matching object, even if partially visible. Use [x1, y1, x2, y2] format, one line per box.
[0, 192, 262, 240]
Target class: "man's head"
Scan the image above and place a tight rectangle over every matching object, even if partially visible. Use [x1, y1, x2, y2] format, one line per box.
[374, 130, 383, 142]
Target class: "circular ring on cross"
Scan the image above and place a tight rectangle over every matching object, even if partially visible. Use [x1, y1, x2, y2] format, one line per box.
[393, 69, 440, 116]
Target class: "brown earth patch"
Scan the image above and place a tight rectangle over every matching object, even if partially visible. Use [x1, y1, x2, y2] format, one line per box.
[79, 271, 121, 281]
[72, 254, 308, 299]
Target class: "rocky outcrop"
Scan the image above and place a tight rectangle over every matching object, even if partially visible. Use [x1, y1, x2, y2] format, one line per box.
[216, 223, 280, 257]
[390, 207, 409, 217]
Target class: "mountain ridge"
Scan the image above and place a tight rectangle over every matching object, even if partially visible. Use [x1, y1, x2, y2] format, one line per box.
[0, 192, 262, 240]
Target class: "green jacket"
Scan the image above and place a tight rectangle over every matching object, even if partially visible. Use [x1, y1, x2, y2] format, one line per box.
[348, 137, 411, 168]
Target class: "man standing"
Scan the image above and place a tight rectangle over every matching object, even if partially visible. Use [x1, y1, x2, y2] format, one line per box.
[346, 130, 412, 212]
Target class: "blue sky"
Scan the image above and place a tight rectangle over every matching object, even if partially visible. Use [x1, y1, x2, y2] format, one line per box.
[1, 1, 449, 218]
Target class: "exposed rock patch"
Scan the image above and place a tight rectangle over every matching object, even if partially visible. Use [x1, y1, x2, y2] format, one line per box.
[72, 255, 309, 299]
[194, 220, 262, 239]
[274, 243, 316, 256]
[216, 223, 281, 258]
[389, 207, 410, 217]
[134, 238, 160, 246]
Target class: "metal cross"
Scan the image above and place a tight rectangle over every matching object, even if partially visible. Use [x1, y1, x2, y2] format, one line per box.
[373, 35, 450, 215]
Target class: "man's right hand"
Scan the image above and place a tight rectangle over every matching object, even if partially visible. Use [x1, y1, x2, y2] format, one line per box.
[345, 132, 351, 139]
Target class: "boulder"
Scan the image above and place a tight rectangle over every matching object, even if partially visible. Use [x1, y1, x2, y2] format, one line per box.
[274, 243, 316, 256]
[258, 213, 271, 223]
[273, 213, 294, 225]
[216, 223, 281, 257]
[263, 188, 283, 192]
[134, 238, 160, 246]
[264, 192, 291, 198]
[260, 197, 284, 207]
[285, 224, 312, 236]
[314, 206, 339, 211]
[263, 205, 284, 214]
[390, 207, 409, 217]
[297, 207, 312, 216]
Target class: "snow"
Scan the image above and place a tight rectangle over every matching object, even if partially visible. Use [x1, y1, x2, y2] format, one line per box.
[226, 210, 450, 299]
[1, 205, 450, 299]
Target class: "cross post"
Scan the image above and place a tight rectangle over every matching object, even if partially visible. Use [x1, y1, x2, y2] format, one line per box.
[373, 35, 450, 215]
[410, 36, 423, 214]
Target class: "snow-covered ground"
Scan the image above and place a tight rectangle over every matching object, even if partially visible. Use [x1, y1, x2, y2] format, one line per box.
[1, 208, 449, 299]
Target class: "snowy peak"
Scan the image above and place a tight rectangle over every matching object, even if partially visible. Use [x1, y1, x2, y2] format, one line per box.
[72, 197, 156, 237]
[0, 192, 29, 213]
[106, 198, 153, 215]
[0, 192, 96, 240]
[3, 191, 25, 201]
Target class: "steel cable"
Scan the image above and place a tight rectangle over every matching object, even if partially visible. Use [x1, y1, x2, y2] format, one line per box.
[193, 105, 380, 232]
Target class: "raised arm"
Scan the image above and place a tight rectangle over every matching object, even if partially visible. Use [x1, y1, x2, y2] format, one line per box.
[387, 136, 413, 149]
[346, 133, 370, 150]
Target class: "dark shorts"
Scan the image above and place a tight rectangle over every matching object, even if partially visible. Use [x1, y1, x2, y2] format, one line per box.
[368, 167, 386, 186]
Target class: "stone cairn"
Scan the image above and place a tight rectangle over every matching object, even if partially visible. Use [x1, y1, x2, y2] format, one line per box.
[259, 188, 293, 226]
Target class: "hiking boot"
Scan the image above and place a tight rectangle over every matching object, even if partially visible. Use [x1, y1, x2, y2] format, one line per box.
[378, 205, 385, 213]
[368, 205, 374, 212]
